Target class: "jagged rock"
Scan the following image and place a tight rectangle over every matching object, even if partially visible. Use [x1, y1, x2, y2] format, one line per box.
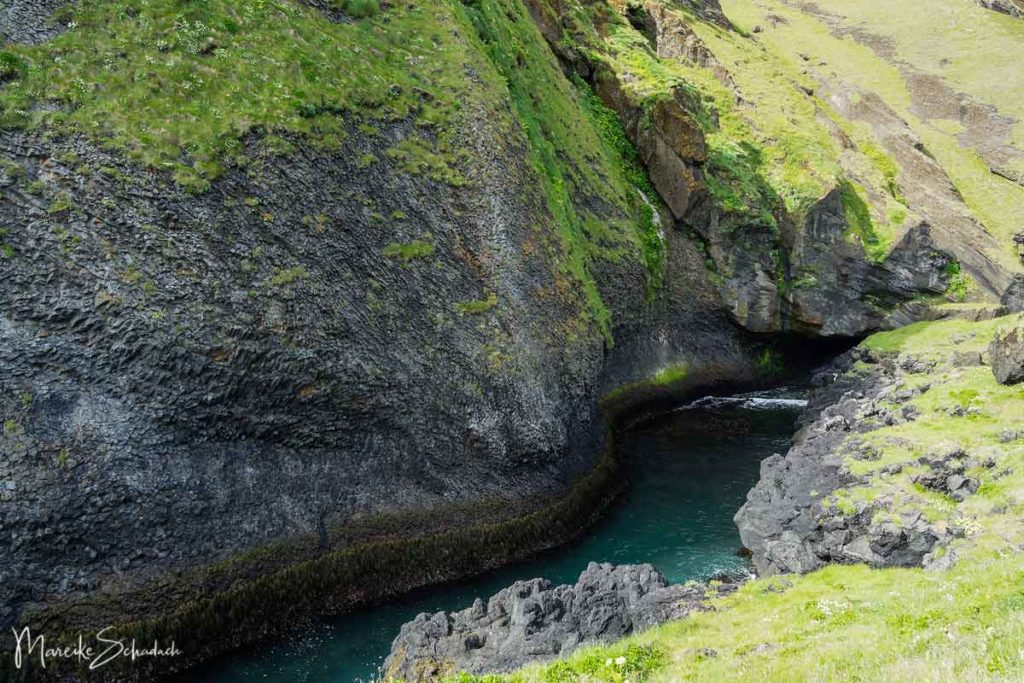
[976, 0, 1024, 18]
[787, 194, 952, 337]
[0, 0, 69, 44]
[989, 322, 1024, 384]
[383, 563, 730, 681]
[735, 351, 952, 575]
[1001, 275, 1024, 312]
[912, 449, 980, 502]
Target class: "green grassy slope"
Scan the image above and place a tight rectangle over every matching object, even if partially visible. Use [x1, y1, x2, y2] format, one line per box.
[719, 0, 1024, 269]
[535, 0, 911, 258]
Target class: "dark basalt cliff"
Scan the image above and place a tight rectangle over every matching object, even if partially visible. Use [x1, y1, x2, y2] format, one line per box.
[0, 0, 1017, 679]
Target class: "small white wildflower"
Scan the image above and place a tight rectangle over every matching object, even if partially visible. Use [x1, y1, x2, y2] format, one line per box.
[605, 658, 613, 667]
[615, 656, 627, 667]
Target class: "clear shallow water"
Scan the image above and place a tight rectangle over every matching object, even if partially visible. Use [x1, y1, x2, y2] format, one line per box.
[175, 390, 803, 683]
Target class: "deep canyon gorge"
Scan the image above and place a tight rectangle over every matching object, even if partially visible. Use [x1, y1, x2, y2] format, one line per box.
[1, 0, 1023, 681]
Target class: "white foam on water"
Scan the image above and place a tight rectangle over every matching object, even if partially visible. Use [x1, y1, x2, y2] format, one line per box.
[676, 391, 809, 412]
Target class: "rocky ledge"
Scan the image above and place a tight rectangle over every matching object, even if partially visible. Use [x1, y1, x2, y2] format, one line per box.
[736, 316, 1023, 576]
[383, 562, 735, 681]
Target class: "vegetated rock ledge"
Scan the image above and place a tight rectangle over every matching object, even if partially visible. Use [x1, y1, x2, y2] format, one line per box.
[734, 327, 1012, 576]
[383, 562, 739, 682]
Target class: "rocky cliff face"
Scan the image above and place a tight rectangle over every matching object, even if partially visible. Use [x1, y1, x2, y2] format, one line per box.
[523, 0, 1017, 337]
[0, 0, 763, 674]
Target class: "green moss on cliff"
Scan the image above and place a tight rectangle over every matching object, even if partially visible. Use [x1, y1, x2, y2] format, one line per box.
[0, 0, 668, 339]
[838, 179, 887, 262]
[459, 0, 665, 337]
[600, 364, 688, 405]
[577, 79, 666, 297]
[0, 0, 482, 190]
[383, 239, 436, 264]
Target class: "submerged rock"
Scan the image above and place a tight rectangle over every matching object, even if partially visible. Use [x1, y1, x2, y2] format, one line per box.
[989, 322, 1024, 384]
[383, 562, 732, 681]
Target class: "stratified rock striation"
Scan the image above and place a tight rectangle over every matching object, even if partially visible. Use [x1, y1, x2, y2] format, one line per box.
[384, 562, 731, 681]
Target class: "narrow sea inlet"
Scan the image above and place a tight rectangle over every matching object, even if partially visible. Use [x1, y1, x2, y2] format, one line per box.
[176, 390, 805, 682]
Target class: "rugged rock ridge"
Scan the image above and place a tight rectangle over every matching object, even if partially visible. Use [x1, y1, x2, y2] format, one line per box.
[384, 562, 733, 681]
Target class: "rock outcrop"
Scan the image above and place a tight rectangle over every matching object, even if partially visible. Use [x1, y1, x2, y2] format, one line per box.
[735, 350, 961, 576]
[384, 563, 731, 681]
[526, 0, 982, 338]
[0, 0, 69, 44]
[990, 322, 1024, 384]
[977, 0, 1024, 18]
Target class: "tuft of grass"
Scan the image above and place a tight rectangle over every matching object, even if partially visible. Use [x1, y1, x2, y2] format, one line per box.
[336, 0, 380, 19]
[455, 293, 498, 315]
[0, 51, 27, 83]
[47, 192, 73, 214]
[383, 239, 435, 264]
[944, 262, 973, 303]
[269, 266, 309, 287]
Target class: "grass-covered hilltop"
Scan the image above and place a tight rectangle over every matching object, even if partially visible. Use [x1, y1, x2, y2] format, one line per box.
[0, 0, 1022, 681]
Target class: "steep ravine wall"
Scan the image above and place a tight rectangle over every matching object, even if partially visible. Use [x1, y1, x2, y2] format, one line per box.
[0, 2, 769, 680]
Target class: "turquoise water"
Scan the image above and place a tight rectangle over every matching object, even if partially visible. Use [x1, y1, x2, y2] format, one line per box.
[175, 391, 803, 682]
